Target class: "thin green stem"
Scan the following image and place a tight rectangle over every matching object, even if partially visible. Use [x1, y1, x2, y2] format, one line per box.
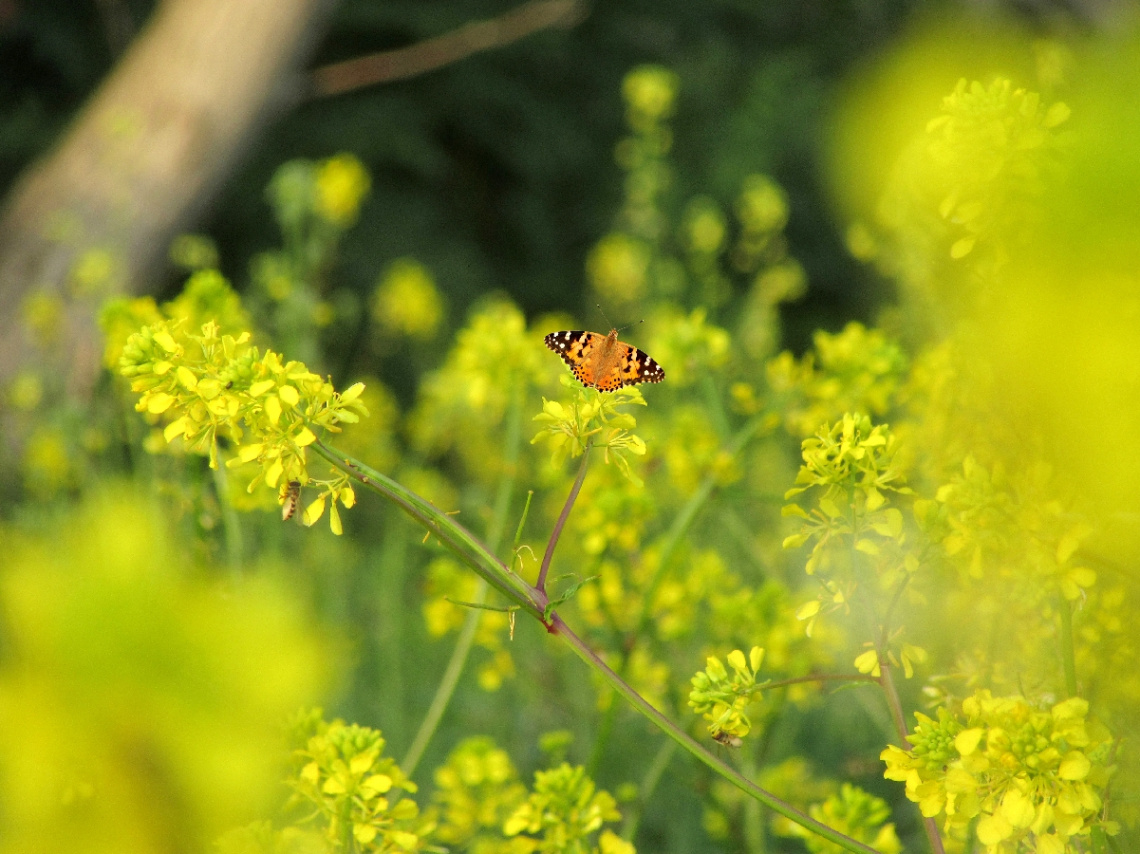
[587, 695, 618, 778]
[1058, 594, 1079, 698]
[633, 413, 766, 639]
[210, 455, 244, 573]
[399, 388, 524, 777]
[401, 578, 487, 778]
[537, 443, 591, 594]
[620, 738, 676, 841]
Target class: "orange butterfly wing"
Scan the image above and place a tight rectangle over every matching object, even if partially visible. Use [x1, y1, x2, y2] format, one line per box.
[544, 330, 665, 392]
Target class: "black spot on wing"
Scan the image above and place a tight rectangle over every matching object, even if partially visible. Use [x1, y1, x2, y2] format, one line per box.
[634, 349, 665, 383]
[545, 330, 587, 366]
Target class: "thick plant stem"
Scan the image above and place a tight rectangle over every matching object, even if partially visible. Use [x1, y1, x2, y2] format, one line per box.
[312, 441, 544, 616]
[552, 615, 883, 854]
[315, 441, 881, 854]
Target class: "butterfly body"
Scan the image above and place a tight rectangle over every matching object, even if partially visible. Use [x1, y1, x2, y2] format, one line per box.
[544, 329, 665, 392]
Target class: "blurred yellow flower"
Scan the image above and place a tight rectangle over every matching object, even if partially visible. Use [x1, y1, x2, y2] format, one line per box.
[587, 233, 651, 301]
[623, 65, 680, 128]
[315, 152, 371, 227]
[21, 290, 64, 346]
[372, 257, 444, 339]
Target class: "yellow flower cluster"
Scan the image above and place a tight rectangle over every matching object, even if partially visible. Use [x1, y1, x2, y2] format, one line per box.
[777, 783, 902, 854]
[503, 763, 634, 854]
[315, 152, 372, 227]
[926, 78, 1070, 260]
[882, 692, 1116, 853]
[688, 646, 766, 742]
[586, 233, 651, 302]
[532, 385, 647, 482]
[621, 64, 680, 131]
[118, 319, 366, 532]
[410, 299, 550, 480]
[783, 413, 911, 571]
[926, 456, 1096, 602]
[429, 736, 527, 852]
[372, 257, 444, 339]
[289, 716, 431, 850]
[767, 322, 909, 438]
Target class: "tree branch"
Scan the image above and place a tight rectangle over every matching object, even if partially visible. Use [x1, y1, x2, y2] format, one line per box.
[310, 0, 587, 97]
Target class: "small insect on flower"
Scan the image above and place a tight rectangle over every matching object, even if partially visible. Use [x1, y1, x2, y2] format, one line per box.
[281, 480, 301, 521]
[712, 730, 744, 749]
[544, 329, 665, 392]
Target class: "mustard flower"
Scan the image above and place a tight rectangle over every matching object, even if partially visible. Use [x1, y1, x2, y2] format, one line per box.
[688, 646, 766, 742]
[429, 736, 527, 851]
[290, 717, 431, 850]
[119, 319, 366, 533]
[315, 152, 371, 227]
[777, 784, 902, 854]
[882, 691, 1116, 852]
[586, 233, 651, 302]
[531, 384, 647, 483]
[372, 257, 444, 339]
[622, 65, 680, 130]
[503, 763, 632, 854]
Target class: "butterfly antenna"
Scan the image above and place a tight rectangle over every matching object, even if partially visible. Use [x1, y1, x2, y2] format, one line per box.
[596, 302, 615, 332]
[596, 303, 642, 334]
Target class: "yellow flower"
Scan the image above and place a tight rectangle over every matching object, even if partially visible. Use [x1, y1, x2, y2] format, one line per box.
[587, 233, 651, 301]
[315, 153, 371, 226]
[372, 257, 444, 338]
[622, 65, 680, 127]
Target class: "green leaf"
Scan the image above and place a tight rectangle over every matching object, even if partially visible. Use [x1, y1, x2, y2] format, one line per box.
[544, 575, 600, 621]
[782, 532, 811, 549]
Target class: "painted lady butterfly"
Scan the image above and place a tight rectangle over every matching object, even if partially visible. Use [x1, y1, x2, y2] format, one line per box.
[544, 329, 665, 392]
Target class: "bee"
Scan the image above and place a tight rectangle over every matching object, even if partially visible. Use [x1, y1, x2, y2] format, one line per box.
[712, 730, 743, 749]
[281, 480, 302, 521]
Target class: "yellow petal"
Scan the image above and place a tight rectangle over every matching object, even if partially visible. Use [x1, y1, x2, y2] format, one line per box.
[146, 392, 174, 414]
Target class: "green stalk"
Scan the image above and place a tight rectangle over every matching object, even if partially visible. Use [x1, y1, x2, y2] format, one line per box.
[634, 414, 766, 637]
[399, 388, 524, 777]
[315, 440, 882, 854]
[311, 441, 544, 617]
[400, 578, 486, 778]
[210, 454, 244, 574]
[551, 615, 882, 854]
[537, 443, 591, 593]
[1058, 594, 1079, 698]
[620, 738, 676, 841]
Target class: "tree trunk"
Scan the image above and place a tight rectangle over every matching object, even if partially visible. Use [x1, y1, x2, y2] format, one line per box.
[0, 0, 333, 394]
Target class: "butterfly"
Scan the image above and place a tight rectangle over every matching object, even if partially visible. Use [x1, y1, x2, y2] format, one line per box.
[544, 329, 665, 392]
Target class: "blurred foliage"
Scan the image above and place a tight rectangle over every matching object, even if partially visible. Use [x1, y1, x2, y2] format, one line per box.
[1, 0, 905, 379]
[4, 5, 1140, 854]
[0, 488, 332, 854]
